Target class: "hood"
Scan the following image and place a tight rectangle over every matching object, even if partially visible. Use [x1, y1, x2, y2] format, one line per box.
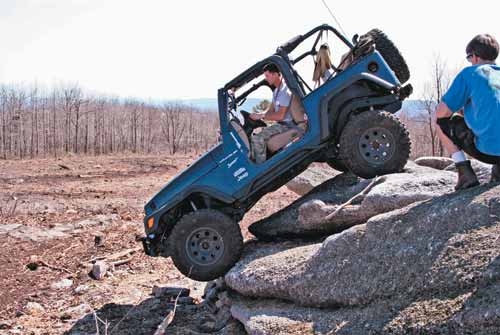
[144, 145, 222, 216]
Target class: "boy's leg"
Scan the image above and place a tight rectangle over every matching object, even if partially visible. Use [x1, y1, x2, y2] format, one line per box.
[437, 115, 500, 185]
[436, 116, 479, 190]
[436, 118, 465, 161]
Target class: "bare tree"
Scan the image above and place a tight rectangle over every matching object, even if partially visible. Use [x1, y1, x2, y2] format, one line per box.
[401, 54, 457, 158]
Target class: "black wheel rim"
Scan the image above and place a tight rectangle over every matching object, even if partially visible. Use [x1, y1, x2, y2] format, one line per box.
[185, 227, 224, 266]
[358, 127, 396, 165]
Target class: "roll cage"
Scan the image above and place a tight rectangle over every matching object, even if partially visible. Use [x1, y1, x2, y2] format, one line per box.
[224, 24, 355, 105]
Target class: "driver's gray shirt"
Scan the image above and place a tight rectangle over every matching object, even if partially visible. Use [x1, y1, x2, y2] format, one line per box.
[273, 79, 292, 122]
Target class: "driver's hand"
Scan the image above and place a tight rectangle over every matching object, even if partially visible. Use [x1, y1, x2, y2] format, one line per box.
[250, 113, 265, 121]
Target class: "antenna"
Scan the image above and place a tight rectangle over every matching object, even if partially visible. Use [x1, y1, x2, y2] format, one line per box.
[320, 0, 348, 37]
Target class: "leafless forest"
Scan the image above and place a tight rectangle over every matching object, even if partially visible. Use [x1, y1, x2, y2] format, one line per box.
[0, 84, 219, 159]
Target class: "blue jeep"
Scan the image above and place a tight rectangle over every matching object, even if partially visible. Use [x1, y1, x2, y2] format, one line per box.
[142, 25, 413, 281]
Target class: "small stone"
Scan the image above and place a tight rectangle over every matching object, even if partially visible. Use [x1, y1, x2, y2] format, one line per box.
[26, 262, 39, 271]
[51, 278, 73, 290]
[0, 319, 13, 329]
[152, 285, 190, 298]
[66, 303, 90, 317]
[92, 261, 108, 280]
[60, 313, 71, 321]
[66, 209, 78, 214]
[122, 214, 132, 221]
[74, 285, 89, 295]
[25, 302, 45, 316]
[203, 280, 218, 298]
[94, 235, 104, 247]
[204, 286, 218, 302]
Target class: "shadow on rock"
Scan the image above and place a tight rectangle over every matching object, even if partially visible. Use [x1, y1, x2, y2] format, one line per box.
[66, 297, 175, 335]
[65, 294, 215, 335]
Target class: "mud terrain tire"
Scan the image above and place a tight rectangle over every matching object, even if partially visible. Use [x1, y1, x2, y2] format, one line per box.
[339, 110, 410, 179]
[169, 209, 243, 281]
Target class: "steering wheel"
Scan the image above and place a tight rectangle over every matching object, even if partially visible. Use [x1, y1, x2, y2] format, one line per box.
[240, 110, 266, 128]
[240, 110, 267, 139]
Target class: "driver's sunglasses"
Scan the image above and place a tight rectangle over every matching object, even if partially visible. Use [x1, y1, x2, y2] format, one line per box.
[466, 53, 474, 62]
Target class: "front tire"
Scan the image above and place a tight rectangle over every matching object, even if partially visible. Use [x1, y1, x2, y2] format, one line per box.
[169, 209, 243, 281]
[339, 111, 410, 178]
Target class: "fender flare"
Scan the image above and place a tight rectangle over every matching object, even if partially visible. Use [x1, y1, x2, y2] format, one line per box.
[144, 187, 235, 234]
[319, 72, 400, 141]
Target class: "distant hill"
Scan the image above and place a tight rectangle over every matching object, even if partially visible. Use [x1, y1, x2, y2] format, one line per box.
[180, 98, 264, 113]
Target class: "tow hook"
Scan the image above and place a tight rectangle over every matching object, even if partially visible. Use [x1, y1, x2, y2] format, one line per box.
[142, 234, 158, 257]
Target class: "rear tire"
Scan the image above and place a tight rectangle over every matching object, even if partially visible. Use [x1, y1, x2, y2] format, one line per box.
[169, 209, 243, 281]
[339, 110, 410, 179]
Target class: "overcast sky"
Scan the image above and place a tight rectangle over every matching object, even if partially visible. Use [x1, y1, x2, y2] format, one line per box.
[1, 0, 499, 100]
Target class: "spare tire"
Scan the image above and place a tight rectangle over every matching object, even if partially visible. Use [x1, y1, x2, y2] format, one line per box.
[362, 29, 410, 84]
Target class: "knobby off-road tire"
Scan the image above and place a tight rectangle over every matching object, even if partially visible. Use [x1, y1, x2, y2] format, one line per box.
[339, 110, 410, 179]
[169, 209, 243, 281]
[363, 29, 410, 84]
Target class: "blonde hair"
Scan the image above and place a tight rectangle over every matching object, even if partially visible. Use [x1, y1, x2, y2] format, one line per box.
[312, 44, 333, 84]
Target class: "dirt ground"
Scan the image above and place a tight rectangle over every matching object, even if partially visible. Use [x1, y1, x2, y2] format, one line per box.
[0, 153, 299, 335]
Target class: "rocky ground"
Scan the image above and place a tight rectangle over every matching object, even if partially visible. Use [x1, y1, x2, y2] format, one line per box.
[0, 153, 300, 334]
[2, 155, 499, 335]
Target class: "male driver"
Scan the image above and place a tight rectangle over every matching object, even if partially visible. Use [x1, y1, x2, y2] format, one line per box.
[435, 34, 500, 190]
[250, 63, 294, 164]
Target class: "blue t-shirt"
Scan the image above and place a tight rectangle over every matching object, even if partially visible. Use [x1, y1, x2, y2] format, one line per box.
[442, 64, 500, 156]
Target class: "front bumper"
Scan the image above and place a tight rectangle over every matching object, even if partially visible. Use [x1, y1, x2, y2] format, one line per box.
[141, 234, 162, 257]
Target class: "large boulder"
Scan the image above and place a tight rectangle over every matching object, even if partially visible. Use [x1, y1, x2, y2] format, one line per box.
[249, 161, 457, 239]
[285, 164, 339, 196]
[415, 156, 454, 170]
[226, 184, 500, 312]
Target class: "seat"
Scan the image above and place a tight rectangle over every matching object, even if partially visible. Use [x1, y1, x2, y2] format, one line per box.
[267, 95, 307, 153]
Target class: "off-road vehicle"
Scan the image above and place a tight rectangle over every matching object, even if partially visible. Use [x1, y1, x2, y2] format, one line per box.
[142, 24, 413, 281]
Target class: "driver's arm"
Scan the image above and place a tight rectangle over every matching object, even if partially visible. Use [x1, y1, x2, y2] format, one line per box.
[250, 102, 274, 120]
[264, 106, 288, 121]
